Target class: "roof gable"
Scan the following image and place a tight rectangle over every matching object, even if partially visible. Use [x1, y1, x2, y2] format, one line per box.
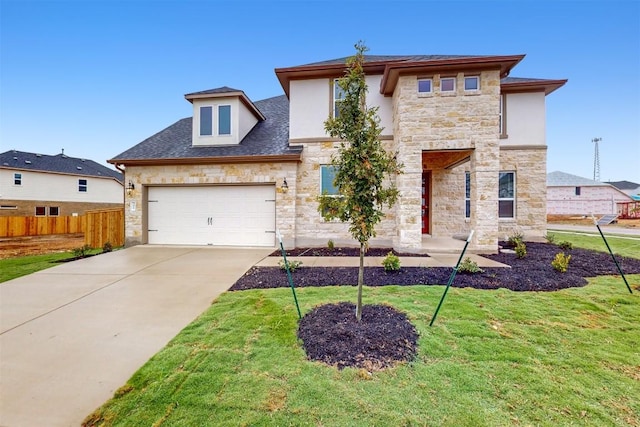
[0, 150, 123, 181]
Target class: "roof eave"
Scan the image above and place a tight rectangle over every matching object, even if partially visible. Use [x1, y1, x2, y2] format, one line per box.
[501, 79, 568, 95]
[184, 91, 266, 121]
[108, 153, 302, 167]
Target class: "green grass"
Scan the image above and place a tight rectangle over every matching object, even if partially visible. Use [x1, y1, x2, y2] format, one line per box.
[85, 276, 640, 426]
[0, 249, 104, 283]
[547, 231, 640, 259]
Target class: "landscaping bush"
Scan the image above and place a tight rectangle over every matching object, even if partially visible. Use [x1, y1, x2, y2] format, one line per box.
[102, 242, 113, 253]
[327, 239, 335, 250]
[515, 241, 527, 259]
[552, 252, 571, 273]
[458, 257, 484, 274]
[507, 230, 524, 247]
[382, 251, 401, 272]
[279, 259, 303, 272]
[558, 241, 573, 250]
[72, 244, 92, 258]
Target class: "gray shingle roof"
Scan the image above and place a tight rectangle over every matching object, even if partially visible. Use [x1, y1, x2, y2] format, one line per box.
[547, 171, 604, 187]
[605, 180, 640, 190]
[110, 95, 300, 162]
[299, 54, 489, 67]
[0, 150, 123, 181]
[184, 86, 243, 97]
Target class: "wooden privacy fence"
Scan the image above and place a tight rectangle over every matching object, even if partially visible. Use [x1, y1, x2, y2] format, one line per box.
[0, 208, 124, 248]
[0, 215, 85, 237]
[84, 208, 124, 248]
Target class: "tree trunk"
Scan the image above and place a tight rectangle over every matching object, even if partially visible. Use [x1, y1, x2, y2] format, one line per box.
[356, 242, 364, 321]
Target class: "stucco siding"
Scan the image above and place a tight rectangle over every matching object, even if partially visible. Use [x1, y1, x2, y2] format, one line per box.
[502, 92, 545, 146]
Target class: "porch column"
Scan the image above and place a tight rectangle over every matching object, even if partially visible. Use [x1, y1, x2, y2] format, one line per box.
[470, 149, 499, 252]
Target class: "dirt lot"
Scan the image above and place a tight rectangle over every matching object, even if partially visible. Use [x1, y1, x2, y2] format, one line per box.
[547, 215, 639, 228]
[0, 233, 85, 259]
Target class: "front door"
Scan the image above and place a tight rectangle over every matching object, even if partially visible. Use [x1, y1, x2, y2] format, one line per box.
[422, 172, 430, 234]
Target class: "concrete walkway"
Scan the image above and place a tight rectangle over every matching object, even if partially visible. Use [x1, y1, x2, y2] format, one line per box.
[0, 246, 272, 427]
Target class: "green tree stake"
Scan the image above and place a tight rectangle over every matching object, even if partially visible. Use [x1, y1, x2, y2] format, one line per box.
[277, 231, 302, 319]
[430, 230, 475, 326]
[592, 216, 633, 294]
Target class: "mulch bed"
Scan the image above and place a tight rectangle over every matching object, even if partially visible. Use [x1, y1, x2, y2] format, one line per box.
[297, 302, 418, 370]
[234, 242, 640, 370]
[271, 247, 427, 257]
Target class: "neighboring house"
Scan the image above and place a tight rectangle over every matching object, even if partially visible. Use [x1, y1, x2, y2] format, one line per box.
[110, 54, 566, 252]
[605, 180, 640, 201]
[547, 171, 633, 216]
[0, 150, 123, 217]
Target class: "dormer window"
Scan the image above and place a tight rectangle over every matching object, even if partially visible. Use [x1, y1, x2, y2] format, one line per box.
[200, 106, 213, 136]
[199, 105, 231, 137]
[218, 105, 231, 135]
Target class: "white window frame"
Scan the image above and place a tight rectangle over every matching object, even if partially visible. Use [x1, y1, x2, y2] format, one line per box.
[498, 171, 516, 219]
[499, 94, 508, 138]
[78, 179, 88, 192]
[464, 76, 480, 91]
[218, 104, 232, 136]
[199, 106, 213, 136]
[417, 78, 433, 94]
[440, 77, 456, 92]
[14, 173, 22, 185]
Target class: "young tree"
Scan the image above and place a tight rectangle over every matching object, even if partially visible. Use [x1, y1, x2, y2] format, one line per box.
[319, 42, 403, 321]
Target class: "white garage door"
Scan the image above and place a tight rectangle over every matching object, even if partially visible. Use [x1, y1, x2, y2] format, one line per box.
[147, 185, 276, 246]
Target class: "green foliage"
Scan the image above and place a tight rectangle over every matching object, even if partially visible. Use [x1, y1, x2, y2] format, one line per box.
[558, 240, 573, 250]
[544, 233, 556, 244]
[327, 240, 335, 250]
[545, 231, 639, 259]
[507, 230, 524, 247]
[458, 257, 484, 274]
[382, 251, 401, 272]
[317, 42, 403, 321]
[102, 241, 113, 253]
[72, 244, 92, 258]
[552, 252, 572, 273]
[515, 241, 527, 259]
[278, 259, 302, 273]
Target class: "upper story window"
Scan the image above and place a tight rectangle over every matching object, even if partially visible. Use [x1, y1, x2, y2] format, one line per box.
[440, 77, 456, 92]
[333, 79, 345, 118]
[35, 206, 46, 216]
[499, 172, 515, 218]
[464, 76, 479, 91]
[200, 106, 213, 136]
[49, 206, 60, 216]
[499, 94, 508, 138]
[78, 179, 87, 192]
[575, 187, 581, 196]
[200, 105, 232, 136]
[320, 165, 339, 195]
[14, 173, 22, 185]
[418, 79, 432, 94]
[218, 105, 231, 135]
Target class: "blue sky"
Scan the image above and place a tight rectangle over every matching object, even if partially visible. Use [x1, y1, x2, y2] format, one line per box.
[1, 0, 639, 182]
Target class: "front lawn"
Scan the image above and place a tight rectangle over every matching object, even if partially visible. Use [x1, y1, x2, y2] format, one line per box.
[0, 250, 102, 283]
[85, 274, 639, 426]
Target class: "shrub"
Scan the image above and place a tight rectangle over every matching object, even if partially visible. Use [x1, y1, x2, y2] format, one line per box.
[458, 257, 484, 274]
[327, 240, 335, 250]
[552, 252, 571, 273]
[382, 252, 401, 272]
[102, 241, 113, 253]
[279, 259, 303, 273]
[507, 230, 524, 247]
[72, 244, 92, 258]
[544, 234, 556, 244]
[515, 241, 527, 259]
[558, 241, 573, 250]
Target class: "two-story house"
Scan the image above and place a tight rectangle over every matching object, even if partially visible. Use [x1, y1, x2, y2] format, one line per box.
[1, 150, 123, 217]
[109, 54, 566, 252]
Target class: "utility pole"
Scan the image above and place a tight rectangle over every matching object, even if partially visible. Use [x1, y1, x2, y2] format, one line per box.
[592, 137, 602, 181]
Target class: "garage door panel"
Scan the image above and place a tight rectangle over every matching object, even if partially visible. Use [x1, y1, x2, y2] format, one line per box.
[148, 186, 275, 246]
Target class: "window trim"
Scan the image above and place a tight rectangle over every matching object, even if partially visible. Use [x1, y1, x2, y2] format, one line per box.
[200, 106, 213, 136]
[14, 173, 22, 185]
[332, 79, 345, 118]
[78, 179, 88, 192]
[440, 77, 456, 93]
[499, 94, 508, 139]
[48, 206, 60, 216]
[465, 171, 471, 219]
[498, 171, 516, 219]
[217, 104, 231, 136]
[464, 76, 480, 92]
[417, 78, 433, 94]
[320, 165, 339, 196]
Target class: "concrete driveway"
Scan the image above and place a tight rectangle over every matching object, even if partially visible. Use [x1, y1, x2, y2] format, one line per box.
[0, 245, 272, 427]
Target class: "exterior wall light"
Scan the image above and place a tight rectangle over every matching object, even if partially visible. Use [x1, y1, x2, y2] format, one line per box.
[281, 178, 289, 192]
[126, 180, 135, 195]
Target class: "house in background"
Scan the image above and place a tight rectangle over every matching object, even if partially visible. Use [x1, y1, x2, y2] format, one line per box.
[0, 150, 123, 217]
[110, 53, 566, 252]
[547, 171, 633, 216]
[605, 180, 640, 201]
